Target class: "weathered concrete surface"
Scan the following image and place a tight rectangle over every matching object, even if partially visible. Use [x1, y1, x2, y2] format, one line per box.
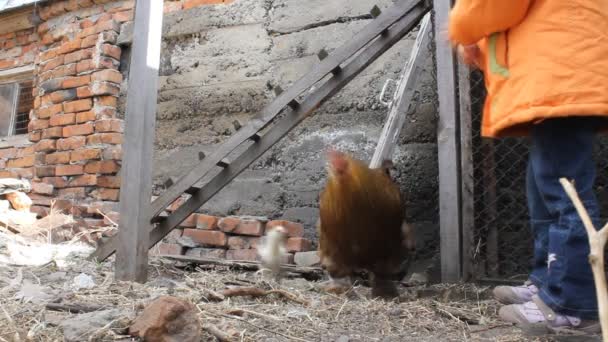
[119, 0, 439, 247]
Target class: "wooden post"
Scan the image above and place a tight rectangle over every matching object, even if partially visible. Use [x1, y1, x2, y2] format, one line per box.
[114, 0, 163, 283]
[458, 61, 475, 281]
[370, 13, 431, 168]
[433, 0, 463, 282]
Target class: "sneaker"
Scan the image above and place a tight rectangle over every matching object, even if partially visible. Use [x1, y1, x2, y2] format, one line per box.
[498, 295, 601, 334]
[493, 280, 538, 304]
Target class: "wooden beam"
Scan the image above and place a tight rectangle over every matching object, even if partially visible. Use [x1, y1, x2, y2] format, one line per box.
[458, 60, 475, 281]
[113, 0, 163, 283]
[433, 0, 464, 282]
[89, 2, 431, 262]
[369, 13, 431, 168]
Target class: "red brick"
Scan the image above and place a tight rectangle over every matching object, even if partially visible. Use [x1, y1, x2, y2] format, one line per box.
[164, 1, 183, 12]
[102, 145, 122, 160]
[45, 151, 70, 164]
[52, 199, 74, 213]
[57, 187, 87, 199]
[226, 249, 258, 261]
[64, 48, 93, 64]
[42, 176, 68, 188]
[69, 174, 97, 187]
[65, 0, 80, 11]
[91, 82, 120, 96]
[63, 123, 94, 137]
[29, 119, 49, 131]
[49, 89, 77, 103]
[86, 201, 118, 215]
[183, 0, 233, 9]
[75, 110, 97, 123]
[91, 69, 122, 83]
[0, 148, 17, 159]
[63, 99, 92, 113]
[182, 229, 227, 247]
[53, 64, 77, 78]
[86, 133, 122, 145]
[196, 214, 218, 230]
[266, 220, 304, 238]
[41, 56, 64, 72]
[151, 243, 184, 256]
[0, 170, 17, 178]
[34, 96, 41, 109]
[180, 214, 198, 228]
[48, 1, 67, 17]
[35, 139, 57, 152]
[40, 48, 58, 62]
[286, 238, 313, 252]
[62, 75, 90, 89]
[70, 148, 101, 162]
[81, 34, 98, 48]
[76, 59, 94, 74]
[95, 96, 117, 107]
[0, 160, 4, 169]
[97, 175, 120, 188]
[15, 35, 28, 46]
[84, 160, 119, 174]
[76, 86, 93, 98]
[36, 166, 56, 177]
[7, 155, 35, 168]
[42, 127, 64, 139]
[218, 217, 264, 236]
[112, 10, 133, 23]
[41, 33, 54, 45]
[94, 119, 123, 133]
[227, 236, 259, 250]
[40, 94, 53, 107]
[100, 43, 121, 59]
[105, 1, 134, 13]
[93, 188, 120, 201]
[16, 146, 35, 158]
[29, 131, 42, 142]
[0, 59, 15, 70]
[30, 206, 50, 218]
[57, 39, 82, 55]
[57, 136, 86, 150]
[167, 197, 186, 212]
[96, 56, 119, 70]
[56, 164, 84, 176]
[50, 113, 76, 126]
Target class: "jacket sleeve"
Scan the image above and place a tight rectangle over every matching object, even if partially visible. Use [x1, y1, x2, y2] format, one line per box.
[448, 0, 532, 45]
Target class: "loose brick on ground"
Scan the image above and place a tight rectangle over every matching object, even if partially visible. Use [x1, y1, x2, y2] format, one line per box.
[151, 243, 183, 256]
[179, 214, 198, 228]
[182, 229, 227, 247]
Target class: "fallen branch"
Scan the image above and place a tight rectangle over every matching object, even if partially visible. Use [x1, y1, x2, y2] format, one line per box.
[559, 177, 608, 342]
[226, 308, 283, 321]
[45, 303, 106, 314]
[203, 324, 234, 342]
[210, 311, 312, 342]
[159, 254, 324, 279]
[221, 287, 309, 306]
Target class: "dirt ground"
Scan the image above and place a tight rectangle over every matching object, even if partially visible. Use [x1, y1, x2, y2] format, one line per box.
[0, 253, 601, 342]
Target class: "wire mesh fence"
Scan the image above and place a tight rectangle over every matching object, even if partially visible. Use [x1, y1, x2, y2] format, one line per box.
[464, 69, 608, 281]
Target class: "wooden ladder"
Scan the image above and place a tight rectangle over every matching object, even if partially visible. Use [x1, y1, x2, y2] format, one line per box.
[90, 0, 432, 262]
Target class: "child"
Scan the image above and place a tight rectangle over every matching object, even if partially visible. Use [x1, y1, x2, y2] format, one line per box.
[448, 0, 608, 332]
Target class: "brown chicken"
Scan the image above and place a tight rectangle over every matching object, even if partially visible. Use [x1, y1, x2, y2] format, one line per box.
[317, 149, 415, 298]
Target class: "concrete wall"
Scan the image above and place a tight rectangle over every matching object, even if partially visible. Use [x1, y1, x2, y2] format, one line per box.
[118, 0, 440, 248]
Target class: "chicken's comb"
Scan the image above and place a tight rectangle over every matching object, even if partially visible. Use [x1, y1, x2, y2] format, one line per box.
[326, 147, 348, 175]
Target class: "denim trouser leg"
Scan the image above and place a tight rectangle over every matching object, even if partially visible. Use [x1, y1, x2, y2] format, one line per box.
[526, 157, 551, 287]
[527, 117, 600, 320]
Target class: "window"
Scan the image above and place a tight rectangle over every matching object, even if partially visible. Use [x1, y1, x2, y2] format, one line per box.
[0, 79, 33, 138]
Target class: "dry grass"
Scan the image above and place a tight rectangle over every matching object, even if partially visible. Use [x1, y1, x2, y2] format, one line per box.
[0, 255, 569, 342]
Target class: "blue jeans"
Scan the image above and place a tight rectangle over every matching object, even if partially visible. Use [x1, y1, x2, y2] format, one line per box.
[526, 117, 601, 320]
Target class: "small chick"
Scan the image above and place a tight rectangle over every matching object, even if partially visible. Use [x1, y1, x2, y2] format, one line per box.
[257, 226, 288, 280]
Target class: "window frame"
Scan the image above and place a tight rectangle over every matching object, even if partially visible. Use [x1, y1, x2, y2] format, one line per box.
[0, 65, 34, 145]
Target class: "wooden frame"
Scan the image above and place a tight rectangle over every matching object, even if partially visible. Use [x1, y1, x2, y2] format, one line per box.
[114, 0, 164, 282]
[433, 0, 466, 282]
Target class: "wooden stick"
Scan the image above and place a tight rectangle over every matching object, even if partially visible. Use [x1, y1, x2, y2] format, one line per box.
[203, 324, 233, 342]
[221, 287, 309, 306]
[559, 177, 608, 342]
[45, 303, 106, 314]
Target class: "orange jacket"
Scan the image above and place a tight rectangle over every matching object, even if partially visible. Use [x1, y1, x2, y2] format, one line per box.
[448, 0, 608, 137]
